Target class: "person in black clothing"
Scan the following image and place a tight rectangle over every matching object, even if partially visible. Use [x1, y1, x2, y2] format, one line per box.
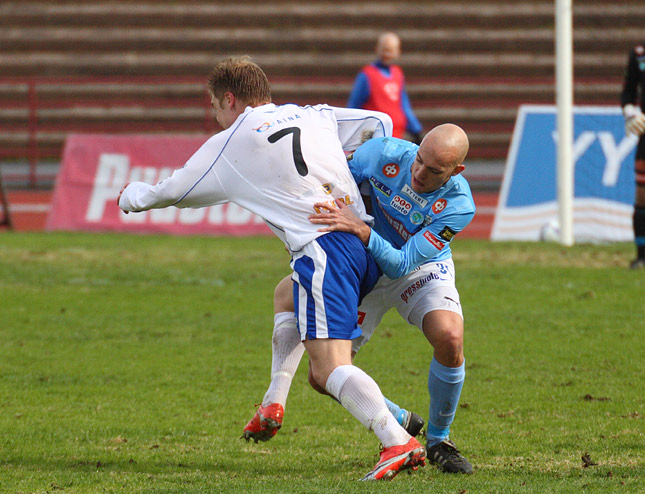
[621, 41, 645, 269]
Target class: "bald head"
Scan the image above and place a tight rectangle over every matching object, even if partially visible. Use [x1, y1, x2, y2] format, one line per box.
[410, 124, 469, 194]
[421, 124, 469, 168]
[376, 32, 401, 65]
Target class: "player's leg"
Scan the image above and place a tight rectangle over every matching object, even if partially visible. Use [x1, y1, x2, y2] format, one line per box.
[351, 279, 425, 436]
[420, 309, 472, 474]
[306, 276, 424, 437]
[305, 338, 425, 481]
[263, 275, 304, 407]
[631, 144, 645, 268]
[306, 338, 409, 448]
[392, 260, 472, 473]
[305, 355, 425, 437]
[294, 232, 425, 480]
[242, 274, 304, 442]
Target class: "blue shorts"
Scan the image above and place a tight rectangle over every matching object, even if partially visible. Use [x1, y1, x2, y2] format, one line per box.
[290, 231, 380, 341]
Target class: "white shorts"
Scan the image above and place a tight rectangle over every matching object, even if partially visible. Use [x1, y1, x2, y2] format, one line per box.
[352, 258, 462, 353]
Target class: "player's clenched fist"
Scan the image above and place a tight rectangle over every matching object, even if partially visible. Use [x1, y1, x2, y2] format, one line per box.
[623, 104, 645, 137]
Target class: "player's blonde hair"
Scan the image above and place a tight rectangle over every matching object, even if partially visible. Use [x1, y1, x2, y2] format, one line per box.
[207, 56, 272, 107]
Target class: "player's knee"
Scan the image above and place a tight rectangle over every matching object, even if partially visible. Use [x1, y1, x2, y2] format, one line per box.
[308, 365, 329, 396]
[428, 324, 463, 361]
[442, 332, 463, 355]
[274, 275, 295, 313]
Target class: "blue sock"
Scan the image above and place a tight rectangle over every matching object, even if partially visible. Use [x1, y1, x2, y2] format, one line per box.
[383, 396, 408, 426]
[426, 357, 465, 447]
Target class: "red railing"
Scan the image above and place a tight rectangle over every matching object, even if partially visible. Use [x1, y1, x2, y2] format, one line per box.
[0, 76, 217, 187]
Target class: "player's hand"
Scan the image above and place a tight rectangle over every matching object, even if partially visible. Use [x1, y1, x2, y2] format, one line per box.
[117, 183, 130, 214]
[626, 114, 645, 137]
[623, 104, 645, 137]
[309, 199, 371, 245]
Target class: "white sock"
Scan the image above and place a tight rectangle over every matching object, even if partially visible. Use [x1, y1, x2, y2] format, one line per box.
[261, 312, 305, 407]
[325, 365, 410, 448]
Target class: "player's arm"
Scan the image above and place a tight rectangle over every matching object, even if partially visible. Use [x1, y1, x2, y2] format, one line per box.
[365, 216, 473, 279]
[621, 48, 640, 108]
[347, 72, 370, 109]
[309, 200, 473, 279]
[328, 106, 393, 152]
[119, 135, 228, 213]
[620, 48, 645, 137]
[401, 88, 423, 137]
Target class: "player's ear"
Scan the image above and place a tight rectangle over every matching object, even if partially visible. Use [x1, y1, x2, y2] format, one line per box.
[223, 91, 235, 108]
[452, 164, 466, 176]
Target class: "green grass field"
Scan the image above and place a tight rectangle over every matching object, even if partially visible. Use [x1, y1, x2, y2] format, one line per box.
[1, 233, 643, 493]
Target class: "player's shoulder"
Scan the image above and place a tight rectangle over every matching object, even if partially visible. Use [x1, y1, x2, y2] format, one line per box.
[358, 136, 416, 161]
[443, 175, 476, 214]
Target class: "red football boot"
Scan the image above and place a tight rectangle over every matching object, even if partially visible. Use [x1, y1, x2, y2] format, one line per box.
[241, 403, 284, 443]
[360, 437, 426, 481]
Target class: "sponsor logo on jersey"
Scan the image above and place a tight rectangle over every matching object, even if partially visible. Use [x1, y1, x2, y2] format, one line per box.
[252, 114, 302, 133]
[369, 176, 391, 197]
[377, 201, 414, 241]
[401, 184, 428, 208]
[390, 195, 412, 215]
[423, 215, 433, 226]
[382, 162, 400, 177]
[322, 183, 332, 195]
[313, 195, 355, 214]
[346, 153, 354, 162]
[432, 198, 448, 214]
[410, 211, 424, 225]
[423, 230, 445, 250]
[438, 226, 457, 242]
[400, 272, 444, 303]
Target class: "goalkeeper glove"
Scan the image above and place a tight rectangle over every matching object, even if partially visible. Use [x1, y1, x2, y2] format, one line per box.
[623, 104, 645, 137]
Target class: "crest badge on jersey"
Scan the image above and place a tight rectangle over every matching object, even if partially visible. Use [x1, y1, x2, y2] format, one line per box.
[411, 211, 424, 225]
[382, 163, 400, 178]
[432, 199, 448, 214]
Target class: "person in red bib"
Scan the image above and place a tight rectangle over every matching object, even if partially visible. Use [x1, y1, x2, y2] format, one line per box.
[348, 32, 423, 143]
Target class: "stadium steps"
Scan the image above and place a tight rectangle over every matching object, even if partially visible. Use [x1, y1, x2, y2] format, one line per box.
[1, 26, 640, 56]
[0, 0, 641, 166]
[0, 77, 622, 161]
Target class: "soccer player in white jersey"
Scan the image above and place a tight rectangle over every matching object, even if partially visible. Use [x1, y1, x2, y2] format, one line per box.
[118, 56, 425, 481]
[246, 125, 475, 474]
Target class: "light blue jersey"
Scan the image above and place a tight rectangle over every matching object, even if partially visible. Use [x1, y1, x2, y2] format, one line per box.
[347, 137, 475, 279]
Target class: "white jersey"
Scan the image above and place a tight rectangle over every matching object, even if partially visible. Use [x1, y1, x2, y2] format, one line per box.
[119, 103, 393, 252]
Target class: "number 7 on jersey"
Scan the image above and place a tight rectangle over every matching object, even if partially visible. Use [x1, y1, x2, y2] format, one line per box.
[268, 127, 309, 177]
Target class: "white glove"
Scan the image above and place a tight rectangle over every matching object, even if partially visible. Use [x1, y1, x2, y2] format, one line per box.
[623, 104, 645, 137]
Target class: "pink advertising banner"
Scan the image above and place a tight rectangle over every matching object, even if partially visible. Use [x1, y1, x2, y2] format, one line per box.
[46, 134, 272, 235]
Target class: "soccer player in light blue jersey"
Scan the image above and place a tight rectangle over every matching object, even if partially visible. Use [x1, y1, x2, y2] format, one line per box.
[246, 124, 475, 474]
